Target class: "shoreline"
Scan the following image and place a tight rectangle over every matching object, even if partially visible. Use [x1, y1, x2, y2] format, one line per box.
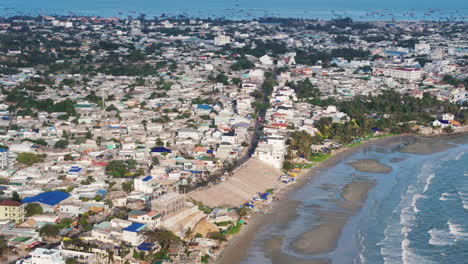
[216, 131, 468, 264]
[217, 133, 406, 264]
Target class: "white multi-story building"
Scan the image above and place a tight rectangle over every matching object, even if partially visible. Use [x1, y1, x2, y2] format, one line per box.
[0, 148, 8, 169]
[122, 222, 146, 246]
[214, 35, 231, 46]
[254, 136, 286, 169]
[374, 67, 424, 82]
[389, 68, 423, 82]
[415, 41, 430, 55]
[134, 175, 159, 194]
[29, 248, 65, 264]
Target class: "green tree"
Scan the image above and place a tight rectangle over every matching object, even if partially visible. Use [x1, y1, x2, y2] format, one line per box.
[65, 258, 78, 264]
[201, 255, 211, 263]
[208, 232, 227, 241]
[145, 229, 181, 248]
[105, 160, 129, 178]
[237, 206, 249, 217]
[231, 77, 242, 86]
[54, 139, 69, 149]
[57, 218, 73, 229]
[85, 130, 93, 139]
[16, 152, 45, 166]
[62, 130, 70, 139]
[11, 191, 21, 202]
[64, 154, 75, 161]
[215, 73, 229, 85]
[122, 181, 134, 193]
[152, 157, 160, 165]
[443, 126, 454, 133]
[39, 224, 59, 237]
[25, 203, 43, 216]
[282, 160, 294, 172]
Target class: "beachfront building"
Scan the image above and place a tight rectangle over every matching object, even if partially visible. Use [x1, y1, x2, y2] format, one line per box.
[151, 192, 187, 215]
[128, 210, 162, 228]
[254, 136, 287, 169]
[122, 222, 147, 246]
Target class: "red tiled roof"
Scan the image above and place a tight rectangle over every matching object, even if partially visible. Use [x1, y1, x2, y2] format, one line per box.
[0, 200, 22, 207]
[272, 123, 288, 127]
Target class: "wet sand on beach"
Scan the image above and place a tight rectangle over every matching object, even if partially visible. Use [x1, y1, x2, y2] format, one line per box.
[390, 157, 406, 163]
[217, 134, 468, 264]
[347, 159, 392, 173]
[264, 235, 330, 264]
[290, 181, 375, 256]
[219, 199, 301, 264]
[218, 135, 405, 264]
[398, 139, 454, 155]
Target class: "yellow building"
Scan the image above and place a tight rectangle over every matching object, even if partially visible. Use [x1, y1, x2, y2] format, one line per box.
[0, 200, 25, 224]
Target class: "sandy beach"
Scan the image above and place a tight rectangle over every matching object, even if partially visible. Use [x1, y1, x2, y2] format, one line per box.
[217, 135, 404, 264]
[398, 140, 455, 154]
[290, 180, 375, 255]
[188, 159, 282, 207]
[216, 133, 468, 264]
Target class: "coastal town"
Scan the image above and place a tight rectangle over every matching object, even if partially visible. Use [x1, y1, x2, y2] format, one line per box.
[0, 14, 466, 264]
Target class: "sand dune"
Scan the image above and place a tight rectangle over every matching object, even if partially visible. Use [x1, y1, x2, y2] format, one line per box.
[189, 159, 282, 207]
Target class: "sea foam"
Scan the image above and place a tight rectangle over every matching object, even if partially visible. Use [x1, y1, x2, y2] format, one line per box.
[448, 221, 468, 240]
[423, 173, 435, 193]
[428, 228, 453, 246]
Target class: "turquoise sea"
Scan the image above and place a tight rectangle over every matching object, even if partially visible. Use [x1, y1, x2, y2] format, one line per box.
[0, 0, 466, 21]
[240, 135, 468, 263]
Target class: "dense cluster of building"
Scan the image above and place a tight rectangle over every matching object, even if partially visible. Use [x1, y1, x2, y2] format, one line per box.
[0, 15, 465, 264]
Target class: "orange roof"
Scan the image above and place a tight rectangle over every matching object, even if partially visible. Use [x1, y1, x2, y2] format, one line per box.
[192, 146, 207, 152]
[449, 120, 461, 126]
[146, 211, 159, 217]
[89, 206, 104, 212]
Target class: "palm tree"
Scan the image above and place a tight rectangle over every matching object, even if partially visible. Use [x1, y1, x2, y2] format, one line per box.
[106, 249, 114, 264]
[185, 227, 193, 238]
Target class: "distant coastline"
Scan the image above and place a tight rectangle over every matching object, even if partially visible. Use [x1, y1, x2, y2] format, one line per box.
[0, 0, 466, 22]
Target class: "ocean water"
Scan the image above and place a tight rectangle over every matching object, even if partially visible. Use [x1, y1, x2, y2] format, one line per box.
[0, 0, 466, 21]
[239, 136, 468, 264]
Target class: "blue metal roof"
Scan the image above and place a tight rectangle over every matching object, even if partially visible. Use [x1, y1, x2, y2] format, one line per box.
[185, 170, 202, 174]
[123, 222, 145, 232]
[22, 191, 71, 206]
[0, 148, 7, 153]
[142, 176, 152, 182]
[68, 167, 81, 173]
[150, 147, 172, 153]
[197, 104, 211, 110]
[137, 242, 154, 251]
[438, 119, 449, 124]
